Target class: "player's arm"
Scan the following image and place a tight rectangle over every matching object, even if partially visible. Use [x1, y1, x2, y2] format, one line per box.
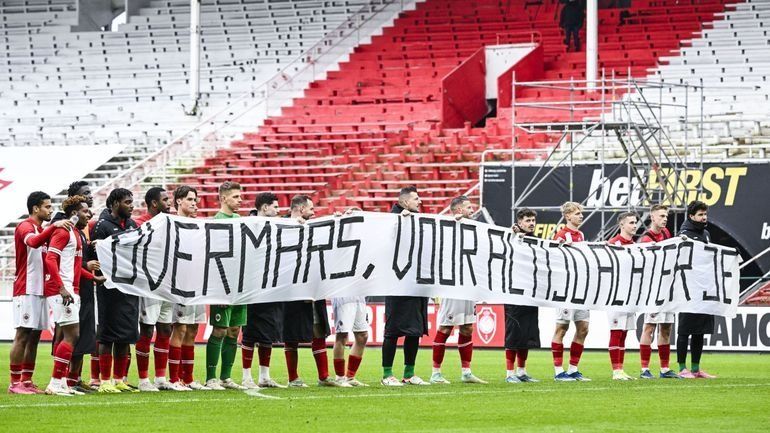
[44, 229, 67, 292]
[23, 220, 71, 248]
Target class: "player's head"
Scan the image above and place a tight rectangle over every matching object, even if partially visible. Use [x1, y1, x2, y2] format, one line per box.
[67, 180, 93, 207]
[617, 211, 638, 237]
[649, 204, 668, 231]
[27, 191, 53, 222]
[450, 195, 474, 219]
[144, 187, 170, 215]
[516, 208, 537, 234]
[687, 200, 708, 223]
[174, 185, 198, 218]
[398, 186, 421, 213]
[561, 201, 583, 228]
[290, 194, 314, 220]
[106, 188, 134, 220]
[62, 195, 90, 229]
[219, 181, 242, 214]
[254, 192, 279, 217]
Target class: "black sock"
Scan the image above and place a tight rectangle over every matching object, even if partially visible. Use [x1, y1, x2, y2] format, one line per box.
[382, 336, 398, 369]
[690, 334, 704, 365]
[403, 336, 420, 366]
[676, 333, 689, 367]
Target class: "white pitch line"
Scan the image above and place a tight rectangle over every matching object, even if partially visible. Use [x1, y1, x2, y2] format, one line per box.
[0, 382, 767, 409]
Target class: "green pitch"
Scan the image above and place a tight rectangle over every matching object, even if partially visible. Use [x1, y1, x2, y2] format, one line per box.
[0, 344, 768, 432]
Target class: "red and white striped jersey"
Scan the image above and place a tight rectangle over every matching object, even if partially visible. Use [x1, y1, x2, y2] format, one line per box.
[553, 226, 584, 243]
[13, 218, 56, 297]
[45, 227, 91, 297]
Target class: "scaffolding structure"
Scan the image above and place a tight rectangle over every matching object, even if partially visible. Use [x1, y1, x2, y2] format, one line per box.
[484, 71, 710, 240]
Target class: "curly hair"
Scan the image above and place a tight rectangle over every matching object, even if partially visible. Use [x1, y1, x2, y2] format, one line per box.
[62, 195, 88, 217]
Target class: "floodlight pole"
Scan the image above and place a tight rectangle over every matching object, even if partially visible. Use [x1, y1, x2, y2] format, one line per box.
[586, 0, 598, 90]
[187, 0, 201, 115]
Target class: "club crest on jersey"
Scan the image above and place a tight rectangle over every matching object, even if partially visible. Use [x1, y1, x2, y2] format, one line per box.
[65, 306, 72, 315]
[22, 313, 30, 322]
[476, 306, 496, 345]
[215, 313, 222, 322]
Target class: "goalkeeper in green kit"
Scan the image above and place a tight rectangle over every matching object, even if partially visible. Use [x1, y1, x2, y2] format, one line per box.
[205, 181, 248, 390]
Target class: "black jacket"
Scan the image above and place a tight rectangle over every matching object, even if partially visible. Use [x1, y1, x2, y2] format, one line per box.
[559, 0, 585, 29]
[678, 218, 710, 243]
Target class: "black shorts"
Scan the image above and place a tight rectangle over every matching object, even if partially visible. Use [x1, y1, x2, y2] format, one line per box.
[384, 296, 429, 338]
[96, 286, 139, 344]
[282, 300, 330, 343]
[73, 282, 97, 356]
[504, 304, 540, 350]
[243, 302, 284, 345]
[677, 313, 715, 335]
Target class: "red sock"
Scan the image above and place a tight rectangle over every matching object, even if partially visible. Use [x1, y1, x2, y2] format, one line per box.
[517, 349, 528, 368]
[619, 331, 628, 367]
[258, 345, 271, 367]
[66, 364, 80, 387]
[136, 334, 152, 380]
[154, 334, 170, 378]
[90, 353, 100, 382]
[312, 338, 329, 381]
[505, 349, 516, 370]
[458, 334, 473, 369]
[432, 331, 449, 368]
[181, 345, 195, 384]
[658, 344, 671, 369]
[113, 354, 129, 380]
[99, 353, 113, 382]
[334, 358, 345, 377]
[21, 363, 34, 383]
[609, 330, 623, 370]
[168, 346, 181, 383]
[241, 343, 254, 370]
[551, 342, 564, 367]
[284, 343, 299, 382]
[10, 363, 22, 384]
[52, 342, 73, 380]
[346, 355, 362, 378]
[640, 344, 652, 369]
[569, 342, 584, 368]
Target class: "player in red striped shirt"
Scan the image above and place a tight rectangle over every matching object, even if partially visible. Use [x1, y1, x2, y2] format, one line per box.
[43, 196, 105, 396]
[637, 204, 679, 379]
[606, 212, 639, 381]
[551, 201, 591, 381]
[9, 192, 73, 394]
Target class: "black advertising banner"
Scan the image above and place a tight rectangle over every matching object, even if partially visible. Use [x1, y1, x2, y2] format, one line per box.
[482, 162, 770, 280]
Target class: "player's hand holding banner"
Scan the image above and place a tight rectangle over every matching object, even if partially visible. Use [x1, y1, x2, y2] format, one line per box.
[96, 212, 741, 317]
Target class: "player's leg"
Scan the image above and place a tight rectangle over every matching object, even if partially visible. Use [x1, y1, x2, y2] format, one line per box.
[153, 321, 172, 389]
[112, 343, 135, 392]
[402, 335, 428, 385]
[21, 329, 42, 390]
[381, 335, 401, 386]
[690, 334, 715, 378]
[608, 313, 624, 379]
[676, 332, 694, 378]
[567, 314, 590, 381]
[169, 322, 188, 389]
[8, 327, 33, 394]
[219, 305, 245, 389]
[639, 320, 656, 378]
[458, 323, 485, 384]
[552, 311, 572, 380]
[334, 332, 349, 380]
[47, 322, 81, 396]
[183, 322, 208, 390]
[657, 323, 677, 378]
[284, 340, 302, 386]
[345, 330, 368, 386]
[206, 305, 229, 388]
[136, 323, 156, 390]
[430, 325, 452, 384]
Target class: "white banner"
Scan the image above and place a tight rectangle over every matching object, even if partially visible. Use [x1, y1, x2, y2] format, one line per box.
[96, 212, 741, 317]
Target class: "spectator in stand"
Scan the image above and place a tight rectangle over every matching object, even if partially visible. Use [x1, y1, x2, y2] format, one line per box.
[560, 0, 585, 52]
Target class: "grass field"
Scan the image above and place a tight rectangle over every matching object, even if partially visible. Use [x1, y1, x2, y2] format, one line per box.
[0, 344, 768, 432]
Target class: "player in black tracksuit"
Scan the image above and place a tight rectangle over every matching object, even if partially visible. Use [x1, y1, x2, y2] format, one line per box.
[93, 188, 139, 392]
[381, 186, 430, 386]
[676, 201, 717, 378]
[504, 208, 541, 383]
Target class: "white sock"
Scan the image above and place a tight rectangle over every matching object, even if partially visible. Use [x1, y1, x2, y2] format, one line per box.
[554, 366, 565, 375]
[139, 378, 150, 385]
[258, 366, 269, 382]
[641, 367, 650, 372]
[432, 367, 441, 374]
[506, 369, 515, 378]
[567, 365, 578, 374]
[49, 377, 60, 386]
[155, 376, 167, 383]
[461, 368, 471, 375]
[516, 367, 527, 377]
[661, 367, 670, 373]
[243, 368, 252, 381]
